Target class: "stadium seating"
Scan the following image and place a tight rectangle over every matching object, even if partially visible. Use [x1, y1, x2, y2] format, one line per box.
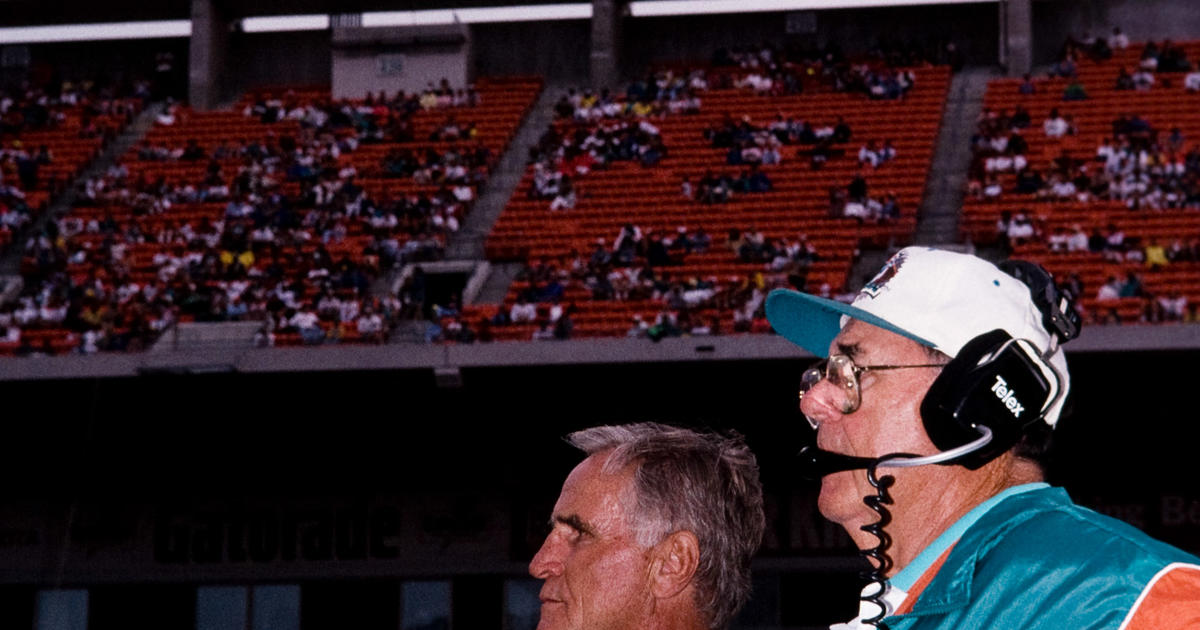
[472, 66, 950, 340]
[8, 77, 542, 354]
[964, 41, 1200, 322]
[0, 97, 140, 252]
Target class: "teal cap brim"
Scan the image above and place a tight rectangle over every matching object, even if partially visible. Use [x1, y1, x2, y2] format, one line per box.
[764, 288, 934, 357]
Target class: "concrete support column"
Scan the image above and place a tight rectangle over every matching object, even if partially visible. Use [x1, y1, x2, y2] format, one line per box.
[1001, 0, 1033, 77]
[590, 0, 622, 90]
[189, 0, 229, 110]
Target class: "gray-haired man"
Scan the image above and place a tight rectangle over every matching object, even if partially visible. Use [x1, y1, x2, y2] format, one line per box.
[529, 422, 765, 630]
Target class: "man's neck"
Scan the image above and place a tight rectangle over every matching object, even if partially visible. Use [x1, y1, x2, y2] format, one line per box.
[638, 600, 710, 630]
[862, 455, 1044, 577]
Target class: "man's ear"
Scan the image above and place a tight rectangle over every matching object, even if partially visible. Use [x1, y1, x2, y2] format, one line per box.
[649, 530, 700, 600]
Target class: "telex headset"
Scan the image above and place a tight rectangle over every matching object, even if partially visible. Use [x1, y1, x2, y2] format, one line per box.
[918, 259, 1081, 470]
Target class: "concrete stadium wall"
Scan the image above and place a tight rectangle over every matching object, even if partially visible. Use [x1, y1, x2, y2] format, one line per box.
[331, 25, 471, 100]
[469, 6, 1000, 85]
[333, 45, 470, 99]
[623, 4, 1001, 73]
[227, 31, 332, 100]
[471, 20, 591, 82]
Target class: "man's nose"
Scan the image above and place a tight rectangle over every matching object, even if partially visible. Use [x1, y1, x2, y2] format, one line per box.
[799, 377, 846, 428]
[528, 534, 564, 579]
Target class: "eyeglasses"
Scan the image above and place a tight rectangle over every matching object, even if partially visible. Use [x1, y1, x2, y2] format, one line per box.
[799, 354, 944, 422]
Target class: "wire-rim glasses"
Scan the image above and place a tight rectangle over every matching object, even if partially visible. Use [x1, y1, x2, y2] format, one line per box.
[798, 354, 945, 422]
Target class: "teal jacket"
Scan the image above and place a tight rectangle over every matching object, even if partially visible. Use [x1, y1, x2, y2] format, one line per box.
[887, 487, 1200, 629]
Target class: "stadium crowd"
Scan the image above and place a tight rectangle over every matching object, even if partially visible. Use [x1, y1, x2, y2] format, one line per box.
[6, 76, 499, 353]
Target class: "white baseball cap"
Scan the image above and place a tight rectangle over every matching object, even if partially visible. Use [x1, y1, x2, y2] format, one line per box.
[765, 246, 1071, 426]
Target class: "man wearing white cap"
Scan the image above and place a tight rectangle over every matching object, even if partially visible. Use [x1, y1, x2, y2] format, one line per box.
[765, 246, 1200, 630]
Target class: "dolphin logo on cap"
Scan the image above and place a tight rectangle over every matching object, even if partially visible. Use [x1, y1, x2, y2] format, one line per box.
[861, 250, 908, 298]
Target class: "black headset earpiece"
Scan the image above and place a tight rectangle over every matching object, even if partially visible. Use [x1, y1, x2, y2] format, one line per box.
[917, 259, 1076, 470]
[996, 259, 1081, 344]
[920, 329, 1057, 470]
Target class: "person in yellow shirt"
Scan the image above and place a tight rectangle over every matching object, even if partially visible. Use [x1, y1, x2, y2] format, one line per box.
[1144, 238, 1169, 270]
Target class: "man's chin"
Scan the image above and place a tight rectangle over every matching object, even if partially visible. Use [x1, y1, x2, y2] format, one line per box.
[535, 603, 566, 630]
[817, 470, 863, 524]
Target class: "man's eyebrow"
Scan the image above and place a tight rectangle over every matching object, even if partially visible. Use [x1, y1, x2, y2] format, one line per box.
[550, 513, 594, 536]
[836, 341, 861, 360]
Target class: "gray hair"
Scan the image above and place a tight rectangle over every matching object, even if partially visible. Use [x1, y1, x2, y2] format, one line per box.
[567, 422, 766, 630]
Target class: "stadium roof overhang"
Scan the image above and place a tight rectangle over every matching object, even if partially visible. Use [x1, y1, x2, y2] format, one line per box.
[0, 0, 999, 43]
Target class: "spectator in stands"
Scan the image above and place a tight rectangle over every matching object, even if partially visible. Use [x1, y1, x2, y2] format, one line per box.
[878, 139, 897, 165]
[1060, 272, 1085, 302]
[1103, 223, 1127, 261]
[761, 140, 782, 166]
[488, 304, 512, 328]
[1185, 70, 1200, 92]
[1132, 67, 1155, 91]
[1014, 167, 1043, 194]
[1097, 276, 1122, 301]
[1062, 79, 1087, 101]
[1087, 33, 1114, 61]
[1006, 211, 1037, 245]
[553, 306, 574, 340]
[626, 314, 648, 338]
[531, 320, 555, 340]
[1047, 172, 1077, 200]
[289, 306, 325, 345]
[832, 116, 852, 144]
[645, 232, 675, 267]
[1053, 52, 1078, 78]
[1109, 27, 1130, 50]
[647, 309, 683, 341]
[356, 306, 386, 343]
[550, 176, 576, 211]
[1115, 67, 1136, 91]
[857, 140, 881, 168]
[1166, 238, 1193, 263]
[1158, 40, 1194, 72]
[1018, 73, 1037, 95]
[846, 171, 868, 202]
[1047, 226, 1071, 252]
[1064, 224, 1089, 252]
[612, 223, 643, 266]
[1043, 108, 1070, 138]
[510, 297, 536, 324]
[640, 137, 667, 167]
[1083, 226, 1105, 253]
[588, 240, 612, 269]
[744, 165, 771, 193]
[1119, 272, 1147, 299]
[878, 193, 900, 222]
[697, 170, 732, 204]
[1157, 291, 1189, 322]
[1145, 238, 1170, 270]
[1139, 43, 1160, 71]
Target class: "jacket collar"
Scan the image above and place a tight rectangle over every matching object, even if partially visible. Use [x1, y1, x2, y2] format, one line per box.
[898, 486, 1067, 617]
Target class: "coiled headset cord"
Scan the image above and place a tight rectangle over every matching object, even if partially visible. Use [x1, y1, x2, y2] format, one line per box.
[859, 461, 896, 630]
[806, 427, 993, 629]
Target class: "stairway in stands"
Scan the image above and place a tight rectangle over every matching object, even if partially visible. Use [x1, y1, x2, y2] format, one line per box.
[915, 67, 997, 246]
